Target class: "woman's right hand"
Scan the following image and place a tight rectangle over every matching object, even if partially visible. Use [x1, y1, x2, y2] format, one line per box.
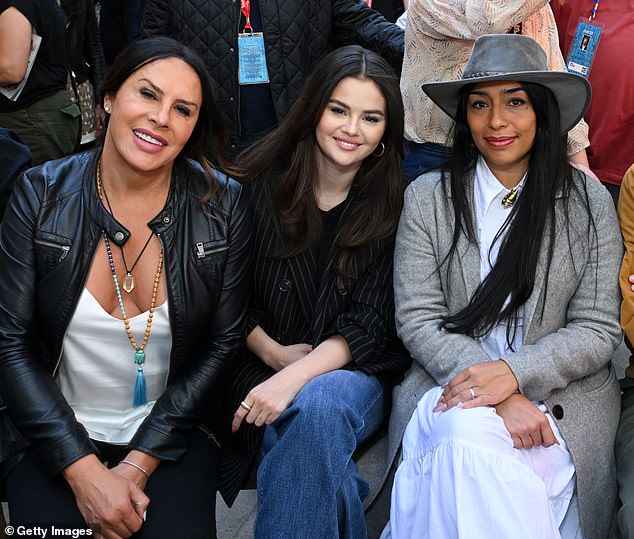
[63, 454, 149, 538]
[262, 342, 313, 371]
[494, 393, 559, 449]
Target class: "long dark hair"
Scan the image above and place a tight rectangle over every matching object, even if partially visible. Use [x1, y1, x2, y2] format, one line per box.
[100, 36, 231, 195]
[237, 45, 405, 278]
[440, 81, 594, 342]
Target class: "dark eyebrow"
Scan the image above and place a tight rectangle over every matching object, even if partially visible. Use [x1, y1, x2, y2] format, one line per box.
[469, 86, 526, 97]
[329, 98, 385, 116]
[138, 77, 199, 109]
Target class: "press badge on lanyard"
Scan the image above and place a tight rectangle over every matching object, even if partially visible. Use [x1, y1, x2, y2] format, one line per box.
[565, 0, 604, 78]
[238, 0, 270, 85]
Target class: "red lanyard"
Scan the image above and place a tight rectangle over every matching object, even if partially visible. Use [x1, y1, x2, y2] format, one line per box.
[241, 0, 252, 32]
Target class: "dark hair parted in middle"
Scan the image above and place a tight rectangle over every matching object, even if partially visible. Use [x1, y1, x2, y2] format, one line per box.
[440, 81, 596, 343]
[100, 36, 231, 191]
[236, 45, 405, 277]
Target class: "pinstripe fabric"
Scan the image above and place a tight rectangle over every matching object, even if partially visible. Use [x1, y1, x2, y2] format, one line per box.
[216, 178, 411, 505]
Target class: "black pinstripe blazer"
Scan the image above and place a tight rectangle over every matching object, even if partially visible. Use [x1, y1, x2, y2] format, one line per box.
[216, 176, 411, 504]
[247, 180, 406, 375]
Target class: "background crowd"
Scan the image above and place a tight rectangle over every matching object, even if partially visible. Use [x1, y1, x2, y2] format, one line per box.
[0, 0, 633, 538]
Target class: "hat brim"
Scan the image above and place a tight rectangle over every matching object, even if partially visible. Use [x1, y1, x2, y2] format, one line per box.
[421, 71, 591, 134]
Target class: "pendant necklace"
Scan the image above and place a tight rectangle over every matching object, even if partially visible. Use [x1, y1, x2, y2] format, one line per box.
[97, 160, 154, 293]
[97, 158, 163, 406]
[103, 232, 163, 406]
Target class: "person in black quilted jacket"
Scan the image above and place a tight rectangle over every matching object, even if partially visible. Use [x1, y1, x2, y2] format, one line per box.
[142, 0, 403, 155]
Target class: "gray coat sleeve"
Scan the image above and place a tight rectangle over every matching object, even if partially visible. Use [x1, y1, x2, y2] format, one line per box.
[502, 177, 623, 401]
[394, 174, 490, 386]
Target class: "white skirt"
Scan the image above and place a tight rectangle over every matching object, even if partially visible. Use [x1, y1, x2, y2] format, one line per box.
[382, 386, 581, 539]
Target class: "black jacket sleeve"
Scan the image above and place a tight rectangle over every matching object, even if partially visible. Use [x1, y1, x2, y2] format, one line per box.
[331, 0, 404, 74]
[0, 172, 98, 475]
[127, 182, 253, 460]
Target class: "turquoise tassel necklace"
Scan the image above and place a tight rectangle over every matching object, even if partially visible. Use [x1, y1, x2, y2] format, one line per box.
[98, 159, 163, 406]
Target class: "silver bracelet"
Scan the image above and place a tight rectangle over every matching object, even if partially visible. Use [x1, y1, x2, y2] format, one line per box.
[120, 459, 150, 479]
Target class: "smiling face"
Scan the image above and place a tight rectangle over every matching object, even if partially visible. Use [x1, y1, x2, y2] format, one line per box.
[314, 76, 387, 179]
[102, 57, 202, 178]
[466, 80, 537, 187]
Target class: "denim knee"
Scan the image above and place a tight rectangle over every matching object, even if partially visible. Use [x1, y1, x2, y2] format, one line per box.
[287, 370, 383, 437]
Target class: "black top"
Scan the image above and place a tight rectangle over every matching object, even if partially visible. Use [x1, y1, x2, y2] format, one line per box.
[315, 201, 346, 290]
[0, 0, 69, 111]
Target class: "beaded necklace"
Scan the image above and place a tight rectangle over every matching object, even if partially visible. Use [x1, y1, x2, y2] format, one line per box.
[97, 160, 164, 406]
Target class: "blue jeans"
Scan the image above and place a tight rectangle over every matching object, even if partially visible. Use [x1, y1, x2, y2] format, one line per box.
[254, 370, 384, 539]
[402, 140, 453, 180]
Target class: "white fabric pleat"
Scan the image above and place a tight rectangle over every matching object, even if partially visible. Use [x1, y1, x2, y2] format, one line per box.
[382, 386, 579, 539]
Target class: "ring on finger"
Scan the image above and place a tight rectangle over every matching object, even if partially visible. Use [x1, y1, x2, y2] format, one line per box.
[240, 400, 253, 412]
[469, 387, 476, 400]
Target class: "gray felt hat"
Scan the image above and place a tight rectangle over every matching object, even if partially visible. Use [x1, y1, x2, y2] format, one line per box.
[421, 34, 591, 133]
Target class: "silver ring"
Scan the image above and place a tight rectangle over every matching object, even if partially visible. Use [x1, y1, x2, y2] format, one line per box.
[469, 387, 476, 400]
[240, 400, 252, 412]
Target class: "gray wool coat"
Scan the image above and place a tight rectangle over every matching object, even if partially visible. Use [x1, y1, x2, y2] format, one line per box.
[360, 169, 623, 539]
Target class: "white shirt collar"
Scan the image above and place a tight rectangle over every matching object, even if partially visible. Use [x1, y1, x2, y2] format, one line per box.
[474, 156, 526, 228]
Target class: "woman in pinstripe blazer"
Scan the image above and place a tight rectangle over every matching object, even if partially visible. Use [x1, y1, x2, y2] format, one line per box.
[217, 45, 411, 538]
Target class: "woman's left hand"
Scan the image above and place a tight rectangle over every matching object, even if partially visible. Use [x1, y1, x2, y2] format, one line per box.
[232, 369, 305, 432]
[434, 359, 519, 412]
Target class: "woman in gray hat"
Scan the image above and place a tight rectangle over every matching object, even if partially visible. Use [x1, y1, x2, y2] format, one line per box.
[382, 34, 622, 538]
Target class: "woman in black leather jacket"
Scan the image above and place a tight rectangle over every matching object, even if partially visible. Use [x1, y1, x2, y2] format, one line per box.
[0, 37, 251, 538]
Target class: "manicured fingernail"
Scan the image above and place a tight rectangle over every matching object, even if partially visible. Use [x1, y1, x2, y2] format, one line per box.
[433, 402, 447, 413]
[231, 425, 237, 433]
[143, 510, 147, 521]
[457, 401, 464, 408]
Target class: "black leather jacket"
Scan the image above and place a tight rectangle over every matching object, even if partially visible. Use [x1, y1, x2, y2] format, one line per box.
[0, 150, 252, 475]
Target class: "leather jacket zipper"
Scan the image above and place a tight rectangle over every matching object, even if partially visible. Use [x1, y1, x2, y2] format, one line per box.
[195, 242, 229, 259]
[34, 238, 70, 261]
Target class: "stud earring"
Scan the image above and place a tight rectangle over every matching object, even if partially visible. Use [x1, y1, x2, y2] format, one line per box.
[104, 104, 111, 114]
